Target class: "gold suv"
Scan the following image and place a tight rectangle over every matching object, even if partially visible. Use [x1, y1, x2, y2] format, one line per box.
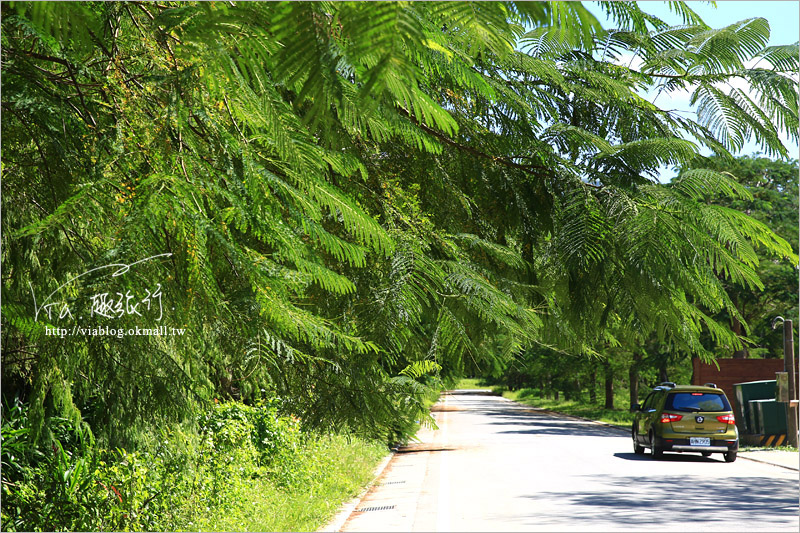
[632, 383, 739, 462]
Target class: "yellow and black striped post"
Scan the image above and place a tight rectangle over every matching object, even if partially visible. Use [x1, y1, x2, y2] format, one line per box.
[760, 434, 788, 447]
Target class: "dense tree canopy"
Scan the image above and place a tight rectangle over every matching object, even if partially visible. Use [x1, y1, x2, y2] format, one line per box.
[2, 1, 797, 446]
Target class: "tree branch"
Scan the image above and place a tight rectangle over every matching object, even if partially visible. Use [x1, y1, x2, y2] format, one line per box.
[396, 107, 548, 174]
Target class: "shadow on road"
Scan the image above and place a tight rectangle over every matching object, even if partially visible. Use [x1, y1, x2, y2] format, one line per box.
[516, 474, 799, 528]
[438, 395, 630, 438]
[613, 452, 719, 463]
[471, 407, 627, 438]
[395, 445, 457, 454]
[496, 425, 621, 438]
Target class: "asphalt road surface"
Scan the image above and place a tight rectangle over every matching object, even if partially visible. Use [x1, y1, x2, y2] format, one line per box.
[340, 391, 799, 532]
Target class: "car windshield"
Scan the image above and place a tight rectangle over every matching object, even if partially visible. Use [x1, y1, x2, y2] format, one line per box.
[665, 392, 730, 412]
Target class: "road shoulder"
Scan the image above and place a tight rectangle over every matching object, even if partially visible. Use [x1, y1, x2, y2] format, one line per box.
[319, 451, 395, 532]
[738, 449, 799, 471]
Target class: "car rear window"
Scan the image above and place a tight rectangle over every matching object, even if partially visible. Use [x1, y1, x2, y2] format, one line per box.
[665, 392, 730, 412]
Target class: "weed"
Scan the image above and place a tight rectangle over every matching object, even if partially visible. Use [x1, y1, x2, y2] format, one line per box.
[1, 400, 387, 532]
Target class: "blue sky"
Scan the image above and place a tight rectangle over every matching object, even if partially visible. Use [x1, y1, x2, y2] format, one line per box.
[615, 1, 800, 46]
[585, 1, 800, 181]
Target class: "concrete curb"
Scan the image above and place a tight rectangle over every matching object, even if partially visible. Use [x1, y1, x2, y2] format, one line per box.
[738, 453, 800, 471]
[318, 450, 395, 533]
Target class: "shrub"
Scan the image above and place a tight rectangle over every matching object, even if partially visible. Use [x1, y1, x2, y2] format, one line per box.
[1, 399, 328, 531]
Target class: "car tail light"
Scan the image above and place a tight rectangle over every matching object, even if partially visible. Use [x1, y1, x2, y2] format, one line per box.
[660, 413, 683, 423]
[716, 414, 736, 425]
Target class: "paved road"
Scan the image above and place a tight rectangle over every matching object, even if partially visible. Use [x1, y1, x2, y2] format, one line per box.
[340, 391, 799, 532]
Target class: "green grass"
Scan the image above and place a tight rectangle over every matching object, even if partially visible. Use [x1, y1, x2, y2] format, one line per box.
[740, 445, 799, 453]
[193, 434, 388, 532]
[501, 388, 635, 429]
[452, 377, 493, 389]
[4, 399, 392, 532]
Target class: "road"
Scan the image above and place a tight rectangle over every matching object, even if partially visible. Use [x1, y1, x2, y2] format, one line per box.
[339, 391, 799, 532]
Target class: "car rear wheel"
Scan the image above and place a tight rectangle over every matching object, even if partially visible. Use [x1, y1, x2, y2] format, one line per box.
[724, 450, 737, 463]
[649, 432, 663, 459]
[632, 425, 645, 454]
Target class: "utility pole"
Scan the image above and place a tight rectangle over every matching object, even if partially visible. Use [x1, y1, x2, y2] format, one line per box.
[784, 320, 797, 447]
[775, 317, 798, 447]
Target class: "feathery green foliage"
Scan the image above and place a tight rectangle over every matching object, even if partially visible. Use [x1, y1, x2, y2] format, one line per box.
[2, 0, 796, 461]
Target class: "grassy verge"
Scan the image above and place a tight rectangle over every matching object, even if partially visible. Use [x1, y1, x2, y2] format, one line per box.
[2, 401, 389, 532]
[452, 377, 493, 390]
[194, 434, 387, 532]
[486, 387, 633, 429]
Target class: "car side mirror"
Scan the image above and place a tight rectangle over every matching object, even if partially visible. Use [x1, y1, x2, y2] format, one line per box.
[631, 403, 640, 412]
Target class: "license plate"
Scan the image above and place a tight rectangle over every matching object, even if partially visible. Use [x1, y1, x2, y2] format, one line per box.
[690, 437, 711, 446]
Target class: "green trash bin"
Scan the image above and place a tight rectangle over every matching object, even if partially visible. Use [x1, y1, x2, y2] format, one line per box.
[749, 399, 787, 435]
[734, 380, 776, 434]
[748, 399, 761, 435]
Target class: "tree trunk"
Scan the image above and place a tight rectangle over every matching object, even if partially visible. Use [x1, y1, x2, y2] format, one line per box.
[604, 362, 614, 409]
[589, 363, 597, 404]
[629, 352, 641, 409]
[658, 353, 669, 383]
[731, 316, 749, 358]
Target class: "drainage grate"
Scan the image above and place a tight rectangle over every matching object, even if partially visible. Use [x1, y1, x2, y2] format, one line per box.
[382, 481, 406, 485]
[355, 505, 396, 512]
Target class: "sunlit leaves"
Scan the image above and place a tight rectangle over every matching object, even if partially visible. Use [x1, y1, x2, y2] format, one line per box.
[2, 1, 797, 448]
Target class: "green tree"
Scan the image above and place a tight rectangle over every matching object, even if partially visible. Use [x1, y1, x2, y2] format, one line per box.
[682, 155, 798, 358]
[1, 1, 796, 451]
[0, 1, 584, 445]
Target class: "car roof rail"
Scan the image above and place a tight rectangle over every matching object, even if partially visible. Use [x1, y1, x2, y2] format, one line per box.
[658, 381, 676, 388]
[703, 382, 718, 388]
